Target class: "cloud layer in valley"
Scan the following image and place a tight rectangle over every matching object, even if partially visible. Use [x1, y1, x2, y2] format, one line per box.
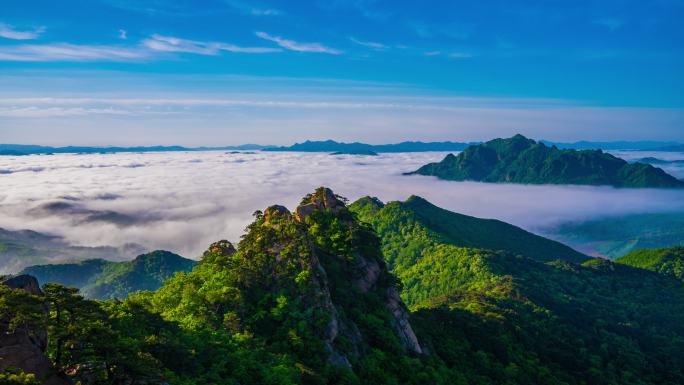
[1, 151, 684, 270]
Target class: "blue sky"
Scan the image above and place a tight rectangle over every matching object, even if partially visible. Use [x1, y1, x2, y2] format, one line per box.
[0, 0, 682, 145]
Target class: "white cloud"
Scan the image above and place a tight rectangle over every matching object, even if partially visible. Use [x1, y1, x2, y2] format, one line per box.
[448, 52, 473, 58]
[215, 42, 282, 53]
[350, 37, 387, 50]
[0, 23, 45, 40]
[256, 31, 342, 54]
[142, 34, 218, 55]
[224, 0, 282, 16]
[0, 34, 280, 62]
[1, 151, 684, 272]
[142, 34, 281, 54]
[250, 8, 281, 16]
[0, 43, 148, 62]
[118, 29, 128, 39]
[0, 96, 573, 114]
[0, 106, 133, 118]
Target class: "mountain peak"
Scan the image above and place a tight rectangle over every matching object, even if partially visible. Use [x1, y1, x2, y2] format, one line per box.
[203, 240, 237, 259]
[511, 133, 531, 141]
[223, 187, 423, 363]
[404, 195, 430, 205]
[295, 187, 347, 222]
[412, 135, 684, 188]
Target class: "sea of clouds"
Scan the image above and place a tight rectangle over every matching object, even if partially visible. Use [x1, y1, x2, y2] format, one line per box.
[1, 150, 684, 262]
[610, 150, 684, 179]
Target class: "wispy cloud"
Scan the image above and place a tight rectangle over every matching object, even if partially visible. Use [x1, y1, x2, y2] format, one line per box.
[0, 106, 133, 118]
[0, 95, 610, 120]
[350, 37, 387, 50]
[448, 52, 473, 59]
[224, 0, 282, 16]
[0, 43, 148, 62]
[0, 23, 45, 40]
[256, 31, 342, 54]
[423, 51, 472, 59]
[143, 34, 281, 54]
[0, 34, 280, 62]
[142, 34, 217, 55]
[118, 29, 128, 39]
[0, 96, 501, 114]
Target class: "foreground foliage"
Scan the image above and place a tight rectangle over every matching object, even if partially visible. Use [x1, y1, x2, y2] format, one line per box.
[2, 188, 684, 384]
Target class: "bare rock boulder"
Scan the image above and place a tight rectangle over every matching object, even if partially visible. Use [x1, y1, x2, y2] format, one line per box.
[0, 275, 70, 385]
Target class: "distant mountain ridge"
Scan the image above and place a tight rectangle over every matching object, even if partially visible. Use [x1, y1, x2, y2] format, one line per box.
[0, 143, 270, 155]
[4, 139, 681, 156]
[541, 140, 680, 150]
[636, 157, 684, 165]
[410, 134, 684, 188]
[263, 139, 477, 152]
[0, 227, 145, 274]
[20, 250, 196, 299]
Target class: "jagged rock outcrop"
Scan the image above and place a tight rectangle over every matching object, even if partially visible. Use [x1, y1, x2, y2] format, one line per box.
[197, 187, 423, 372]
[294, 187, 345, 222]
[352, 255, 382, 293]
[264, 205, 291, 221]
[289, 187, 423, 362]
[2, 274, 43, 295]
[204, 240, 237, 258]
[0, 275, 70, 385]
[385, 288, 422, 354]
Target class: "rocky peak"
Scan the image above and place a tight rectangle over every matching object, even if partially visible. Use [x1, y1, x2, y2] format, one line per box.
[2, 274, 43, 295]
[231, 187, 423, 368]
[1, 275, 69, 385]
[263, 204, 292, 222]
[204, 240, 236, 258]
[295, 187, 346, 222]
[295, 188, 422, 358]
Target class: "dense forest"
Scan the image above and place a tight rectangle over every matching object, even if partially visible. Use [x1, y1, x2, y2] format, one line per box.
[410, 134, 684, 188]
[617, 246, 684, 282]
[2, 188, 684, 384]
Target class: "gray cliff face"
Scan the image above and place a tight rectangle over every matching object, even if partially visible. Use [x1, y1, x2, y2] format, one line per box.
[385, 288, 423, 354]
[2, 274, 43, 296]
[291, 188, 423, 363]
[0, 275, 70, 385]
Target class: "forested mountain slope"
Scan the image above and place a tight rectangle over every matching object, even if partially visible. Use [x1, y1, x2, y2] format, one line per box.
[21, 250, 195, 299]
[410, 134, 684, 188]
[617, 246, 684, 282]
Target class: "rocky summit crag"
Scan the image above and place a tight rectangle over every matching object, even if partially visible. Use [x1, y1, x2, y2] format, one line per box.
[251, 188, 423, 365]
